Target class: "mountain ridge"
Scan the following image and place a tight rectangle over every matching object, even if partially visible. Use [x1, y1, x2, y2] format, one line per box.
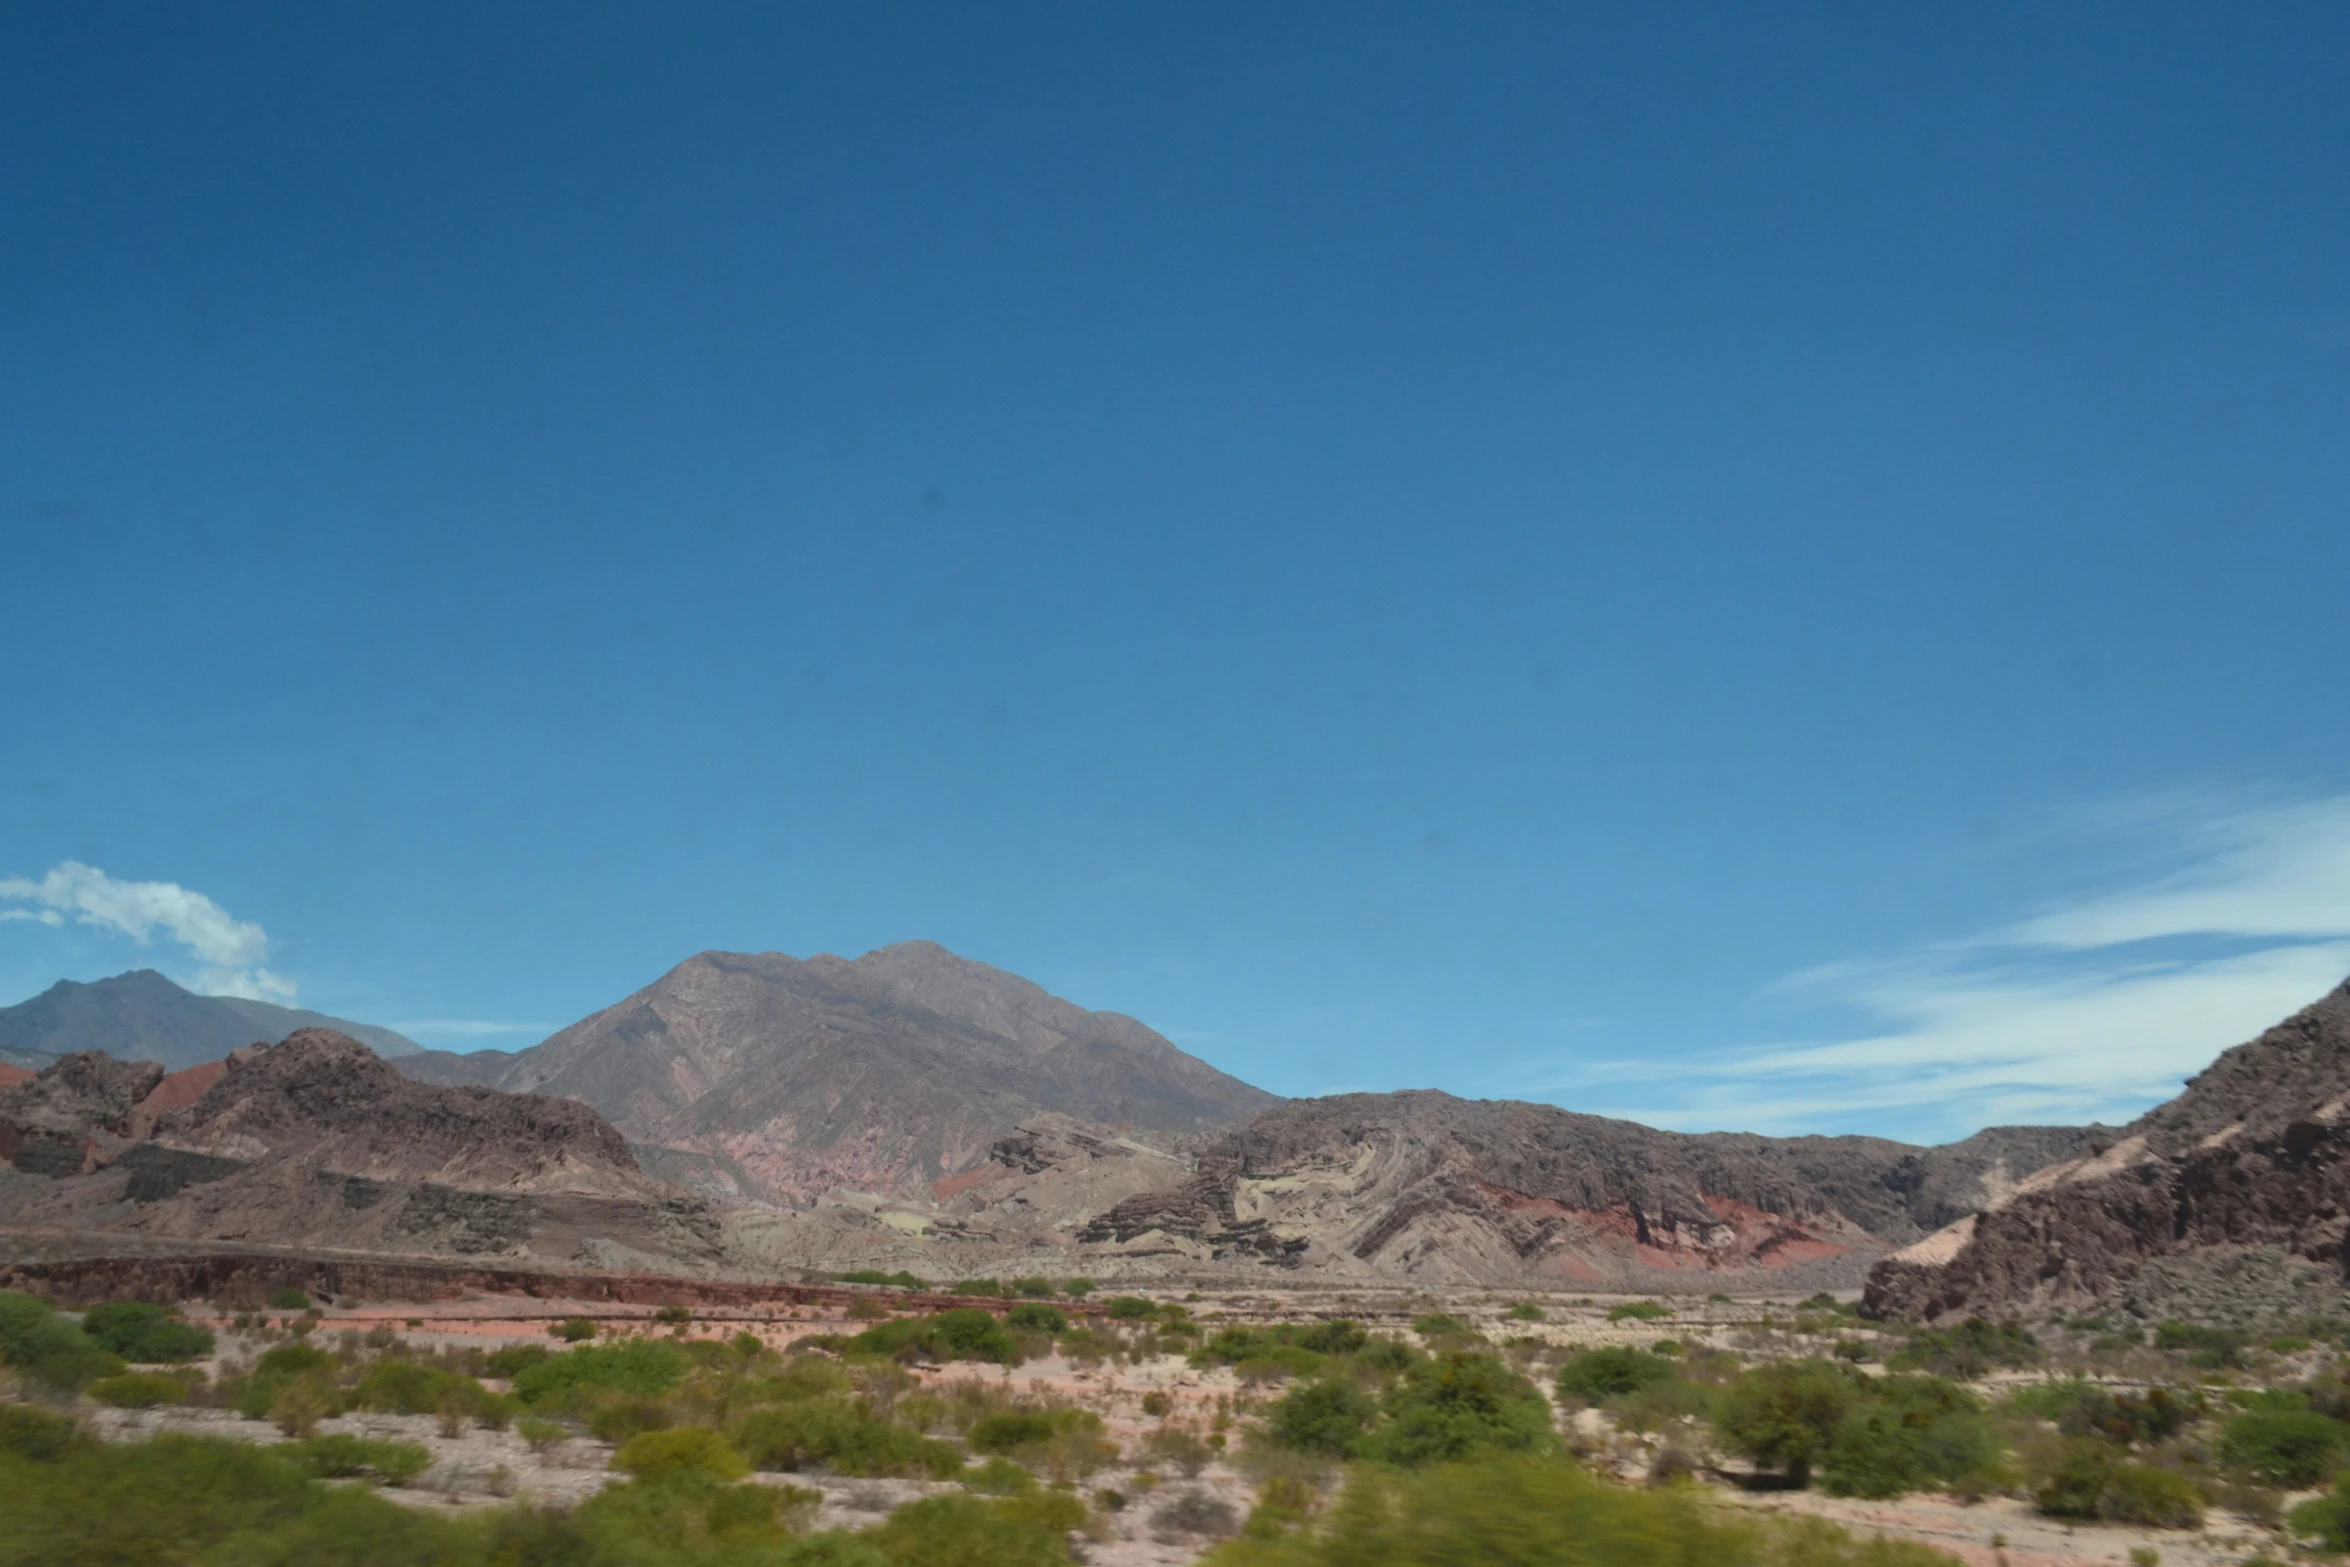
[0, 970, 420, 1069]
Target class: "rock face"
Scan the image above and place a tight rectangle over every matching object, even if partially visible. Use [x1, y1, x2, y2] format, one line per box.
[1864, 975, 2350, 1324]
[0, 970, 420, 1070]
[0, 1030, 724, 1269]
[1070, 1090, 2097, 1287]
[396, 944, 1277, 1205]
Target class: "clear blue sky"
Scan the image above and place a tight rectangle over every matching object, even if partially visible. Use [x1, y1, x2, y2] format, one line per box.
[6, 4, 2348, 1143]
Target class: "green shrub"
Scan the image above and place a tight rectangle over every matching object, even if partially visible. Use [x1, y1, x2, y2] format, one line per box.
[1105, 1296, 1158, 1320]
[861, 1492, 1076, 1567]
[1820, 1378, 1998, 1499]
[485, 1342, 552, 1379]
[1061, 1278, 1094, 1297]
[654, 1304, 694, 1326]
[952, 1279, 1008, 1298]
[1605, 1301, 1674, 1323]
[1011, 1277, 1056, 1299]
[844, 1308, 1020, 1365]
[615, 1427, 752, 1481]
[1504, 1303, 1545, 1322]
[1716, 1359, 1862, 1486]
[1886, 1319, 2041, 1379]
[0, 1289, 123, 1394]
[2221, 1408, 2345, 1487]
[254, 1341, 337, 1378]
[967, 1410, 1061, 1454]
[1411, 1314, 1472, 1338]
[1555, 1347, 1677, 1402]
[2035, 1443, 2204, 1527]
[964, 1455, 1039, 1494]
[835, 1270, 926, 1288]
[1191, 1454, 1963, 1567]
[1368, 1352, 1555, 1466]
[732, 1400, 964, 1478]
[286, 1433, 432, 1485]
[1263, 1377, 1379, 1457]
[511, 1338, 693, 1404]
[0, 1401, 86, 1461]
[88, 1371, 191, 1408]
[266, 1287, 312, 1311]
[79, 1302, 215, 1363]
[2152, 1321, 2246, 1369]
[1005, 1303, 1067, 1334]
[2292, 1475, 2350, 1549]
[549, 1316, 600, 1342]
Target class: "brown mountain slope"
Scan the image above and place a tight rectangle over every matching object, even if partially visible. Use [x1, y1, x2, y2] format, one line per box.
[1864, 974, 2350, 1324]
[1067, 1089, 2095, 1288]
[0, 1030, 724, 1270]
[397, 944, 1277, 1204]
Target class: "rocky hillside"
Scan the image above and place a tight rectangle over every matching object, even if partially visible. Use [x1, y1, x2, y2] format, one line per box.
[1864, 975, 2350, 1324]
[397, 944, 1276, 1204]
[0, 1030, 722, 1270]
[1049, 1089, 2096, 1288]
[0, 970, 419, 1070]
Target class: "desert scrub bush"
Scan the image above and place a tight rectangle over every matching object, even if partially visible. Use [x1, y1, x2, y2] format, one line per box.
[2032, 1441, 2205, 1527]
[730, 1399, 964, 1478]
[1144, 1424, 1220, 1476]
[1886, 1318, 2042, 1379]
[952, 1278, 1009, 1297]
[1716, 1358, 1863, 1486]
[835, 1269, 927, 1288]
[511, 1338, 693, 1407]
[2219, 1406, 2345, 1487]
[835, 1307, 1022, 1365]
[266, 1287, 312, 1311]
[286, 1433, 433, 1485]
[1410, 1313, 1473, 1339]
[858, 1491, 1086, 1567]
[1606, 1301, 1675, 1323]
[614, 1427, 752, 1482]
[1005, 1302, 1067, 1334]
[1060, 1277, 1094, 1297]
[516, 1415, 569, 1452]
[1194, 1454, 1964, 1567]
[1105, 1295, 1159, 1319]
[2018, 1381, 2197, 1446]
[2290, 1474, 2350, 1549]
[87, 1370, 193, 1408]
[1504, 1302, 1546, 1322]
[1367, 1352, 1556, 1466]
[352, 1356, 508, 1423]
[549, 1316, 601, 1342]
[1154, 1488, 1241, 1541]
[484, 1342, 551, 1379]
[1555, 1346, 1678, 1403]
[1820, 1377, 2002, 1499]
[1262, 1377, 1380, 1457]
[2152, 1321, 2247, 1369]
[0, 1402, 88, 1462]
[78, 1301, 215, 1363]
[0, 1289, 123, 1394]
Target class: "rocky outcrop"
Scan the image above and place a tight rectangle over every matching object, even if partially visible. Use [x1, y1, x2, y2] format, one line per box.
[397, 944, 1277, 1205]
[0, 1030, 727, 1270]
[1074, 1090, 2096, 1287]
[1864, 976, 2350, 1323]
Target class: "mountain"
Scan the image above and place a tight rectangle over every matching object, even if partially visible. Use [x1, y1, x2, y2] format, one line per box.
[0, 971, 421, 1070]
[0, 1030, 723, 1269]
[397, 943, 1277, 1204]
[1865, 974, 2350, 1325]
[1061, 1090, 2096, 1288]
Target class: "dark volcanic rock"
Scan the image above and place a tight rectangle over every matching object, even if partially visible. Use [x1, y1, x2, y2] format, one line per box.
[397, 943, 1277, 1203]
[1864, 976, 2350, 1323]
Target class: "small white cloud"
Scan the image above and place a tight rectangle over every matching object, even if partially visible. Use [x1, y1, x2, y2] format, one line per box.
[0, 860, 295, 1002]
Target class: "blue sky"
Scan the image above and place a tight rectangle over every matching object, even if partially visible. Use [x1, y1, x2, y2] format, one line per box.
[5, 4, 2348, 1143]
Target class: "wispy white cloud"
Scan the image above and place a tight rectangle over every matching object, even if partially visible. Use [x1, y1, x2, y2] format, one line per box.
[392, 1019, 554, 1041]
[1558, 790, 2350, 1141]
[0, 860, 295, 1002]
